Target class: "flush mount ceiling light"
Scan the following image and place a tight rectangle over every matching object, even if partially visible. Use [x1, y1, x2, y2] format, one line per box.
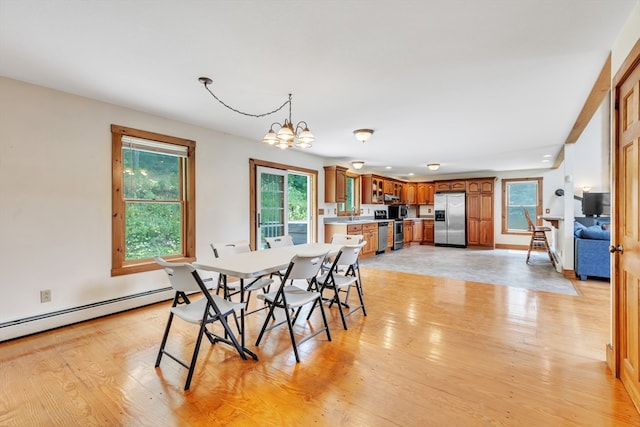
[427, 163, 440, 171]
[199, 77, 314, 149]
[353, 129, 374, 143]
[351, 161, 365, 170]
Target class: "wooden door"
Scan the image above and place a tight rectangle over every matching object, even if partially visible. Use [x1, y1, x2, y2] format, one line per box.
[614, 42, 640, 410]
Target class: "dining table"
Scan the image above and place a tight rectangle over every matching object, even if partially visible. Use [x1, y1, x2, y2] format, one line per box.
[193, 242, 343, 359]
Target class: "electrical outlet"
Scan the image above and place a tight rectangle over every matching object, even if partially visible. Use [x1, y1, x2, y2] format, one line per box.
[40, 289, 51, 303]
[545, 208, 550, 214]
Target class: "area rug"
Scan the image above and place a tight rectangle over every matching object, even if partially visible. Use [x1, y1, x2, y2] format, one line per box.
[359, 245, 578, 296]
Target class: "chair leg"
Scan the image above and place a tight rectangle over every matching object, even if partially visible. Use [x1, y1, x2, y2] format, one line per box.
[317, 296, 332, 343]
[183, 321, 208, 390]
[334, 286, 348, 330]
[355, 280, 367, 317]
[155, 312, 175, 367]
[526, 234, 534, 264]
[543, 233, 556, 267]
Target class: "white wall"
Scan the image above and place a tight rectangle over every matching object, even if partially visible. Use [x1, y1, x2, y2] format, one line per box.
[0, 77, 325, 340]
[612, 1, 640, 74]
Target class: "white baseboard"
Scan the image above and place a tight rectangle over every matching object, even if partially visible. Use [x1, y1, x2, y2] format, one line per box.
[0, 288, 174, 342]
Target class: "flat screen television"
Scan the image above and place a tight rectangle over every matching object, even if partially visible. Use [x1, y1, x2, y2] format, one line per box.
[582, 192, 610, 217]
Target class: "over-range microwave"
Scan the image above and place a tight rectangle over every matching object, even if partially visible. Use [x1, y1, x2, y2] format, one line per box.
[388, 205, 408, 219]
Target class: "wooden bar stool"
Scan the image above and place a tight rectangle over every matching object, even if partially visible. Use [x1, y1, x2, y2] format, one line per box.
[523, 208, 556, 268]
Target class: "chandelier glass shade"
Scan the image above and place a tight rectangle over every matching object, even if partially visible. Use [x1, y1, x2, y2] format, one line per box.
[199, 76, 313, 149]
[351, 161, 365, 170]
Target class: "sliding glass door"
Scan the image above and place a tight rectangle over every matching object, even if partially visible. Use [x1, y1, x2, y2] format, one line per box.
[256, 166, 311, 249]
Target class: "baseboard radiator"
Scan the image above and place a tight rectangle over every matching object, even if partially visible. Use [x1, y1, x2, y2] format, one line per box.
[0, 287, 174, 342]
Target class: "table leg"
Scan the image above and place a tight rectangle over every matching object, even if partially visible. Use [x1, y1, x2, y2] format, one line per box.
[239, 278, 258, 360]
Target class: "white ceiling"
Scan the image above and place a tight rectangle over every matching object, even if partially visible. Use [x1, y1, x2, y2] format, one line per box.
[1, 0, 636, 180]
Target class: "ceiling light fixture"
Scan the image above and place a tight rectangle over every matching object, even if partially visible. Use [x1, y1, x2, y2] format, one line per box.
[199, 77, 313, 149]
[351, 161, 365, 170]
[353, 129, 374, 143]
[427, 163, 440, 171]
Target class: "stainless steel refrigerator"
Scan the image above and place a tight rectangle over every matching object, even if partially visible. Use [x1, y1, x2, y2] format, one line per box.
[434, 192, 466, 247]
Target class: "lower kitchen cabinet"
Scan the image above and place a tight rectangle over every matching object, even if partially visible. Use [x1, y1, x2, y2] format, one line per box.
[422, 220, 434, 244]
[412, 220, 423, 243]
[404, 220, 413, 246]
[362, 223, 378, 257]
[324, 223, 363, 243]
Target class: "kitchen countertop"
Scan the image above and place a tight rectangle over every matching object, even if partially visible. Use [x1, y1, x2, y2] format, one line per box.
[324, 216, 434, 224]
[324, 217, 392, 224]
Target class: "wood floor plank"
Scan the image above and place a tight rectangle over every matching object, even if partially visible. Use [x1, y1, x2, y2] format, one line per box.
[0, 268, 638, 426]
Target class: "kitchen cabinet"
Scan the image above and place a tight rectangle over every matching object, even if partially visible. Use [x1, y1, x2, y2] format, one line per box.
[387, 221, 394, 249]
[426, 183, 435, 204]
[417, 183, 427, 204]
[362, 175, 385, 204]
[324, 223, 363, 243]
[393, 181, 403, 202]
[466, 178, 495, 248]
[404, 220, 413, 245]
[435, 180, 466, 192]
[422, 220, 434, 244]
[412, 219, 423, 242]
[362, 223, 378, 257]
[418, 183, 435, 205]
[324, 166, 347, 203]
[383, 180, 394, 196]
[404, 183, 417, 205]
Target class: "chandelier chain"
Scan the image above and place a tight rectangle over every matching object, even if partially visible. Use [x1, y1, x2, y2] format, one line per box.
[201, 79, 291, 118]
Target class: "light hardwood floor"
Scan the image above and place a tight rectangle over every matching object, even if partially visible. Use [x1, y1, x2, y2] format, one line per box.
[1, 269, 638, 426]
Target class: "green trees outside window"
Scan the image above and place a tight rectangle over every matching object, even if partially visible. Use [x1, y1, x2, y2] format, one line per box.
[123, 148, 184, 260]
[503, 178, 542, 232]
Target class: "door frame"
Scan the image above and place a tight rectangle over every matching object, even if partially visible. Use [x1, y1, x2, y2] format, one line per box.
[610, 38, 640, 386]
[249, 158, 318, 250]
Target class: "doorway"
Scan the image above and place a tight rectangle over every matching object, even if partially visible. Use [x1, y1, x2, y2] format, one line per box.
[612, 39, 640, 411]
[249, 159, 318, 250]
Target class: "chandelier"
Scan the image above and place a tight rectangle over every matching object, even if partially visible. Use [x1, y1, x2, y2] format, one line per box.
[199, 77, 313, 149]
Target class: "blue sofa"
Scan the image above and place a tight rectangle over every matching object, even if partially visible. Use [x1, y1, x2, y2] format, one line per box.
[574, 220, 611, 281]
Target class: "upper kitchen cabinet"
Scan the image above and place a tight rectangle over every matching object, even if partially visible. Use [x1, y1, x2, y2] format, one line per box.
[417, 182, 435, 205]
[393, 181, 403, 203]
[362, 174, 385, 204]
[403, 183, 417, 205]
[324, 165, 348, 203]
[383, 179, 394, 196]
[435, 180, 466, 192]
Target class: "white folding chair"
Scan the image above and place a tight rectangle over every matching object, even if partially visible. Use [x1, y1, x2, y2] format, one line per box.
[265, 235, 294, 248]
[154, 257, 250, 390]
[264, 235, 295, 281]
[255, 251, 331, 362]
[210, 241, 273, 313]
[312, 242, 367, 329]
[322, 233, 364, 274]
